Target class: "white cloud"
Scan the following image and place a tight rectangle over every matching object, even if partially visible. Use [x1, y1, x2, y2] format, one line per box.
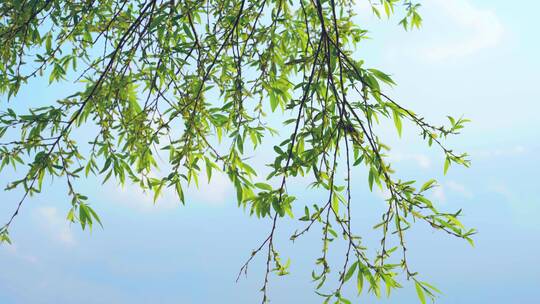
[388, 152, 432, 169]
[110, 183, 178, 211]
[446, 180, 473, 199]
[432, 185, 446, 203]
[472, 145, 527, 159]
[1, 244, 39, 264]
[422, 0, 505, 61]
[429, 180, 472, 205]
[375, 187, 391, 201]
[489, 183, 512, 200]
[35, 206, 75, 246]
[109, 170, 233, 211]
[190, 171, 233, 205]
[488, 182, 540, 229]
[425, 180, 472, 206]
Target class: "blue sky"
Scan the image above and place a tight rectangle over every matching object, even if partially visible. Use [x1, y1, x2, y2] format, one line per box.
[1, 0, 539, 303]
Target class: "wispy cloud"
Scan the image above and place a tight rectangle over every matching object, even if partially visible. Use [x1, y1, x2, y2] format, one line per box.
[422, 0, 505, 61]
[472, 145, 527, 159]
[375, 187, 391, 201]
[1, 244, 38, 264]
[109, 182, 180, 211]
[432, 185, 446, 203]
[388, 152, 431, 169]
[35, 206, 75, 246]
[446, 180, 473, 199]
[190, 171, 233, 206]
[108, 170, 233, 211]
[489, 182, 540, 229]
[428, 180, 472, 205]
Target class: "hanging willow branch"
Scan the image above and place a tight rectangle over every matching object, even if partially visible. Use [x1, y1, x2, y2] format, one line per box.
[0, 0, 473, 303]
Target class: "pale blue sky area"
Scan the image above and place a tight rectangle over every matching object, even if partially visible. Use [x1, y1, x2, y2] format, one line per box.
[1, 0, 539, 303]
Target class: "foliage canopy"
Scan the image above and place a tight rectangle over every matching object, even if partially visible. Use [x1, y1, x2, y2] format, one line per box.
[0, 0, 473, 302]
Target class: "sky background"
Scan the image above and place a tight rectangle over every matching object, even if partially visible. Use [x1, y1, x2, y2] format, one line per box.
[1, 0, 539, 303]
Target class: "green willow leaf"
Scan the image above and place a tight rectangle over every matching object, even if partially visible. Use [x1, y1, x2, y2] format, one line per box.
[416, 281, 427, 304]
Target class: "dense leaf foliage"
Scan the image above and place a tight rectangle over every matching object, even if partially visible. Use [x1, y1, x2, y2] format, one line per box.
[0, 0, 473, 302]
